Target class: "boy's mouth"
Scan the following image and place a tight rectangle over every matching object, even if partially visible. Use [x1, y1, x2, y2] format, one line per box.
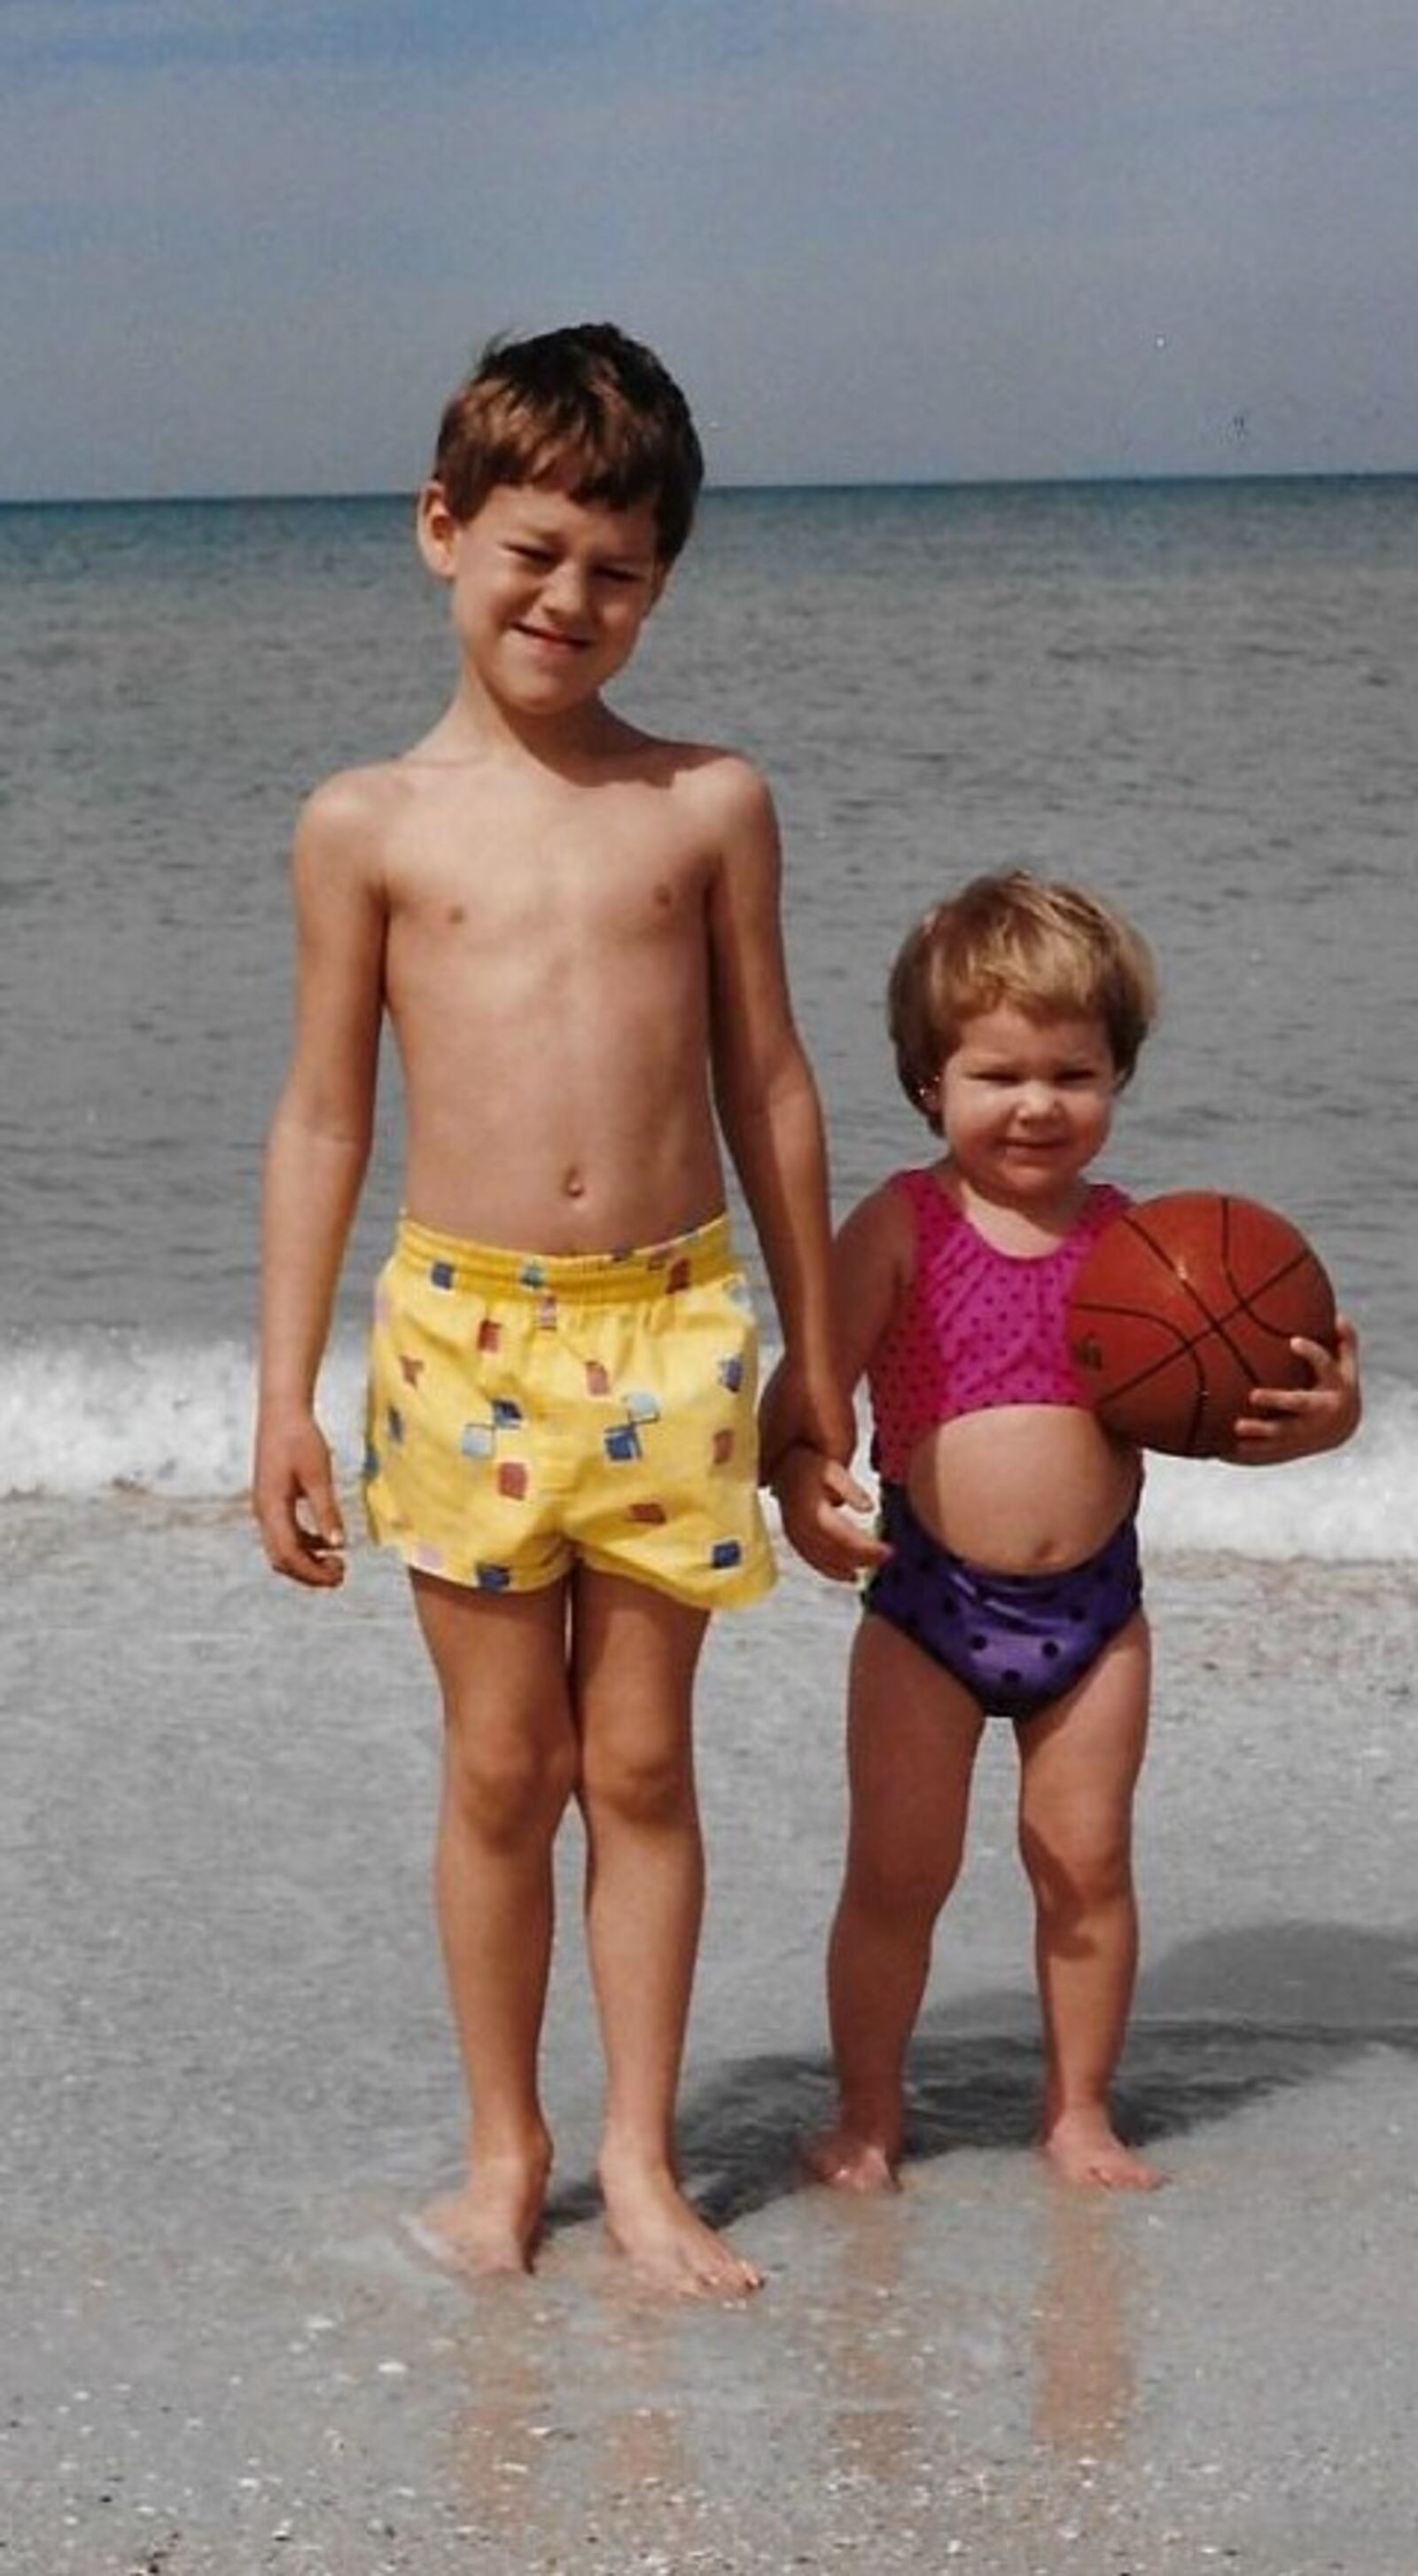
[515, 623, 588, 652]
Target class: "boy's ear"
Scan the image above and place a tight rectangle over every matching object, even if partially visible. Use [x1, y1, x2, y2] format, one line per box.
[415, 480, 460, 580]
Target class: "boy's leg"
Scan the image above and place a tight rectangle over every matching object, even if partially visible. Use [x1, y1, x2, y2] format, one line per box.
[409, 1571, 580, 2272]
[806, 1612, 984, 2190]
[570, 1566, 760, 2296]
[1015, 1612, 1160, 2189]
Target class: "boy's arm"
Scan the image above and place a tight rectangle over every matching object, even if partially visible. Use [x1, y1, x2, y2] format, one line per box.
[1229, 1315, 1362, 1465]
[253, 780, 387, 1587]
[766, 1185, 912, 1581]
[705, 761, 854, 1470]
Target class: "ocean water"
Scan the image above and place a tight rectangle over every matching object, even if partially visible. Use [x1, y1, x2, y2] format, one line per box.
[1, 478, 1414, 1555]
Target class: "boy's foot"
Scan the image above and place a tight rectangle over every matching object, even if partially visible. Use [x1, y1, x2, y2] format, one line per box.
[598, 2155, 762, 2298]
[800, 2125, 899, 2193]
[1040, 2107, 1165, 2191]
[407, 2148, 551, 2277]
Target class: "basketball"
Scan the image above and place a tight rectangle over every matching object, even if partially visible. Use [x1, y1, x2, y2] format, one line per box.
[1067, 1192, 1337, 1458]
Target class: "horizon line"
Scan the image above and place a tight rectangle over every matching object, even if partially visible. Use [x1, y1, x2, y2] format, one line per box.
[3, 464, 1415, 511]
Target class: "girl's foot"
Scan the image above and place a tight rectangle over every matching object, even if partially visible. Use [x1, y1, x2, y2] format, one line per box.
[801, 2124, 899, 2193]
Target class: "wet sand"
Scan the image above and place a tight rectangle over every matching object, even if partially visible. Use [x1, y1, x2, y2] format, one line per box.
[3, 1500, 1416, 2574]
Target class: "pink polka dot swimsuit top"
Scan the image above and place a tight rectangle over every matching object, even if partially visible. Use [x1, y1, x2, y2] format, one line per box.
[868, 1167, 1131, 1480]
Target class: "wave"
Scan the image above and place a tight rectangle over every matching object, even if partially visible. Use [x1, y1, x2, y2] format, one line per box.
[1, 1327, 1414, 1563]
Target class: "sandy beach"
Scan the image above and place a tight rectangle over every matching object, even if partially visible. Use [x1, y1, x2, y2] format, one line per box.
[4, 1500, 1416, 2576]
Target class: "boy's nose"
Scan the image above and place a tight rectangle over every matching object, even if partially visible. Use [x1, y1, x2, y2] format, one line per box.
[541, 561, 591, 622]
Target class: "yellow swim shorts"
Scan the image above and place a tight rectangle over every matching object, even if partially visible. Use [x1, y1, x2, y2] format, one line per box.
[363, 1213, 776, 1610]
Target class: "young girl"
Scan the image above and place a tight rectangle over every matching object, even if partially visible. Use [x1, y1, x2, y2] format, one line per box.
[767, 872, 1360, 2191]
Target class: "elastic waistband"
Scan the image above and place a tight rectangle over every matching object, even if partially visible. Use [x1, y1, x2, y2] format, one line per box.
[393, 1211, 737, 1306]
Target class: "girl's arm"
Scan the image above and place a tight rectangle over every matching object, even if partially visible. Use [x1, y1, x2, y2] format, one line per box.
[1229, 1315, 1362, 1464]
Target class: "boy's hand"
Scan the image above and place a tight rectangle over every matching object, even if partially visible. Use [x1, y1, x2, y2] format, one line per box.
[771, 1444, 889, 1582]
[253, 1414, 348, 1586]
[758, 1360, 856, 1487]
[1230, 1315, 1362, 1465]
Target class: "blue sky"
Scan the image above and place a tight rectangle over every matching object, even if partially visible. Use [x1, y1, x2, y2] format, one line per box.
[2, 0, 1414, 497]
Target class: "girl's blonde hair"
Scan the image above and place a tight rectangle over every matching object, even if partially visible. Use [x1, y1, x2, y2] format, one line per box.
[889, 870, 1157, 1129]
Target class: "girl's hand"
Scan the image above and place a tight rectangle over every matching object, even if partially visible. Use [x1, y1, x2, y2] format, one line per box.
[771, 1445, 890, 1581]
[1230, 1315, 1362, 1464]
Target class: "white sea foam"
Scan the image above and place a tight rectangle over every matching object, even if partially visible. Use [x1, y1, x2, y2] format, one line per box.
[0, 1330, 368, 1503]
[3, 1328, 1414, 1562]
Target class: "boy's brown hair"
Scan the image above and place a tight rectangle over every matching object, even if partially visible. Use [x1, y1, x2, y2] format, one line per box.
[431, 323, 705, 564]
[889, 870, 1157, 1128]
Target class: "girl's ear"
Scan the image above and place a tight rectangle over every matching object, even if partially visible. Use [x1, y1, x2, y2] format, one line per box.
[415, 480, 460, 581]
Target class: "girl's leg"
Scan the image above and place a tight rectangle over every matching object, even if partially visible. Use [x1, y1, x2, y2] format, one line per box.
[409, 1571, 580, 2272]
[571, 1567, 760, 2296]
[1015, 1611, 1159, 2189]
[806, 1613, 984, 2190]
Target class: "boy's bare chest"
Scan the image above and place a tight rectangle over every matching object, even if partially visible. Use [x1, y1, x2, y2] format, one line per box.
[386, 787, 712, 950]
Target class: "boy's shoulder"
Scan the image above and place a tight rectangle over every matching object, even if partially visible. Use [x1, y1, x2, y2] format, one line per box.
[625, 735, 777, 868]
[297, 757, 415, 848]
[588, 716, 770, 808]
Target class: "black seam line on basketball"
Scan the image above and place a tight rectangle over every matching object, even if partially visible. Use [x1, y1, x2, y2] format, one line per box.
[1073, 1305, 1276, 1406]
[1122, 1211, 1311, 1344]
[1225, 1253, 1313, 1316]
[1218, 1196, 1315, 1309]
[1071, 1300, 1197, 1403]
[1081, 1337, 1213, 1442]
[1121, 1208, 1238, 1323]
[1069, 1303, 1267, 1414]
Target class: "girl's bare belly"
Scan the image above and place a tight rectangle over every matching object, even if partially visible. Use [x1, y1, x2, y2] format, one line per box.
[905, 1406, 1141, 1574]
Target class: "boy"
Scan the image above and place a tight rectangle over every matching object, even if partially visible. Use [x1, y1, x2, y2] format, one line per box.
[253, 324, 850, 2296]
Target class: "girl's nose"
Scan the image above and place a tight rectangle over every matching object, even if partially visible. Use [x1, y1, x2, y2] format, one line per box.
[1017, 1080, 1060, 1119]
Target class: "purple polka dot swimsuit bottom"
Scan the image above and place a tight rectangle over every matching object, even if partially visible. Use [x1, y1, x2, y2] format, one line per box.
[864, 1484, 1143, 1721]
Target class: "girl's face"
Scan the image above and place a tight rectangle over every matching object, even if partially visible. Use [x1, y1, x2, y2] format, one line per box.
[931, 1002, 1119, 1212]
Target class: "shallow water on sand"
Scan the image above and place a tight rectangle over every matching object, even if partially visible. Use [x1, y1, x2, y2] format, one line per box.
[4, 1508, 1416, 2571]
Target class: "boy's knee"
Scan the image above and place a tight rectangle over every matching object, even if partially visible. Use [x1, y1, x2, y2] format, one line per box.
[444, 1724, 577, 1849]
[581, 1737, 694, 1831]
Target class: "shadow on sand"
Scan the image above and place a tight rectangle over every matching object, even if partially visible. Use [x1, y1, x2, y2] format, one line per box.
[546, 1916, 1418, 2231]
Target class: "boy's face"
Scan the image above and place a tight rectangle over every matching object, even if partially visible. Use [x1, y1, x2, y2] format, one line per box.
[931, 1003, 1118, 1212]
[417, 480, 666, 717]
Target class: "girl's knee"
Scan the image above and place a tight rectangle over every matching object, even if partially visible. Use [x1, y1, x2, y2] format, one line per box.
[1020, 1815, 1134, 1916]
[847, 1836, 962, 1927]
